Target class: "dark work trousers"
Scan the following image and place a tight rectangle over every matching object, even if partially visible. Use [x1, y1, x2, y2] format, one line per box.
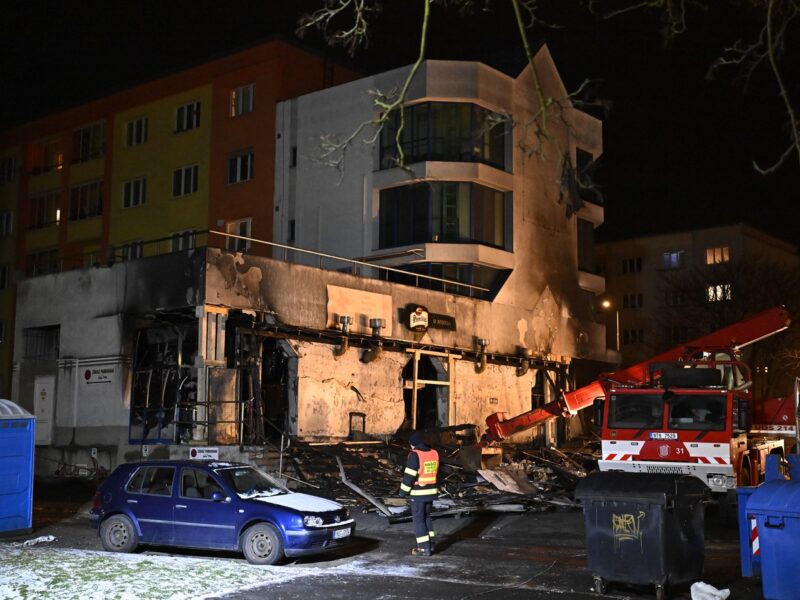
[411, 498, 434, 552]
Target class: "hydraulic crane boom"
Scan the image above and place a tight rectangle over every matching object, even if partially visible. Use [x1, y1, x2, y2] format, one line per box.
[484, 306, 791, 442]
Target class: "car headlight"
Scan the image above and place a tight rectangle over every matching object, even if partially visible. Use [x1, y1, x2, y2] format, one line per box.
[304, 515, 324, 527]
[343, 507, 350, 519]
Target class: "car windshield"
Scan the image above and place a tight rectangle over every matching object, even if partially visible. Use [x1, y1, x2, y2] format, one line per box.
[667, 394, 726, 431]
[214, 465, 289, 498]
[608, 394, 663, 429]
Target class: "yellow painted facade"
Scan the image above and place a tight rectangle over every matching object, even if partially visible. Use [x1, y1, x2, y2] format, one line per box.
[109, 86, 212, 254]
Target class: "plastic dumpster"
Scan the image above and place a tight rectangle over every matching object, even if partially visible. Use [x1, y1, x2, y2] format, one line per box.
[737, 485, 760, 577]
[743, 455, 800, 600]
[575, 471, 708, 600]
[0, 399, 35, 536]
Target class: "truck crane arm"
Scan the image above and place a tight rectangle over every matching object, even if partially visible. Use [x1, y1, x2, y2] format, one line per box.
[484, 306, 790, 443]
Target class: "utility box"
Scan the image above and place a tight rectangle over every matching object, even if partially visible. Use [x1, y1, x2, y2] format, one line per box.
[575, 471, 707, 600]
[742, 455, 800, 600]
[0, 399, 35, 536]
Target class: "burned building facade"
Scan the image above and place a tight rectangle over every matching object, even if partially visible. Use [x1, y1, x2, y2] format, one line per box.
[10, 50, 612, 476]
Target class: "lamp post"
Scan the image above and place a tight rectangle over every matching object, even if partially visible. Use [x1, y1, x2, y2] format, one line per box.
[601, 300, 620, 352]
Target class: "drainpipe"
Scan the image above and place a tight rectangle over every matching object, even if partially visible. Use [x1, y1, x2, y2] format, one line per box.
[516, 348, 532, 377]
[361, 318, 385, 363]
[333, 316, 351, 359]
[475, 338, 489, 374]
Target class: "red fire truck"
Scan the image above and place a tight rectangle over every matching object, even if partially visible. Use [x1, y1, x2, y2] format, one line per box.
[484, 307, 793, 493]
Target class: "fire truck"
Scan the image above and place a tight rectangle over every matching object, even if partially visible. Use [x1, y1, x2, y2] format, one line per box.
[484, 307, 793, 493]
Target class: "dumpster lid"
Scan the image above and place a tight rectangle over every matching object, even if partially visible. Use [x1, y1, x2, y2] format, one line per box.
[0, 399, 33, 419]
[747, 480, 800, 519]
[575, 471, 708, 505]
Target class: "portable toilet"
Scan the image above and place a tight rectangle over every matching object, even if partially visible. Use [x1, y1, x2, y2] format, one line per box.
[0, 399, 35, 536]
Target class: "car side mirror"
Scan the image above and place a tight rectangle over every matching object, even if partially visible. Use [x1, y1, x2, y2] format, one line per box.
[593, 398, 604, 429]
[211, 491, 227, 502]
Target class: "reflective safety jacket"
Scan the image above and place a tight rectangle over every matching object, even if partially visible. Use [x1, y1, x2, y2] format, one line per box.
[400, 448, 439, 499]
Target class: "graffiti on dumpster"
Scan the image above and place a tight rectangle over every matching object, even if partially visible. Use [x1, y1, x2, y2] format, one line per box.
[612, 511, 646, 551]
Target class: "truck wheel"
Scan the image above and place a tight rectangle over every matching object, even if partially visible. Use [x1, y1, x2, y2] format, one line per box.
[593, 576, 607, 595]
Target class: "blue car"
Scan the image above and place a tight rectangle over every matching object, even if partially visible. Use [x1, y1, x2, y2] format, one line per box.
[90, 460, 354, 565]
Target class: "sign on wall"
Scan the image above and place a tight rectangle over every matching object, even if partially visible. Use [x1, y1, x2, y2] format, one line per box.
[404, 304, 456, 332]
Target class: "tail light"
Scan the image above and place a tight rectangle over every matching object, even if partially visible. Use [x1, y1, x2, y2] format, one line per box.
[92, 491, 102, 510]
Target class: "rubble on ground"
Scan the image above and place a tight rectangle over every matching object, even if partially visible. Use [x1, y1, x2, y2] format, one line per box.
[265, 427, 598, 522]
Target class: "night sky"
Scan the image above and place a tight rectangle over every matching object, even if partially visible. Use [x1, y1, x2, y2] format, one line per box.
[1, 1, 797, 243]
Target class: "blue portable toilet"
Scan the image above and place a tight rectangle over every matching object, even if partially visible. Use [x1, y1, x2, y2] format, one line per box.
[0, 399, 35, 536]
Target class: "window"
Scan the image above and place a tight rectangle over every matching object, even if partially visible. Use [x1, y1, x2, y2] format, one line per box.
[30, 191, 59, 229]
[180, 468, 223, 500]
[0, 156, 16, 184]
[577, 219, 595, 273]
[380, 102, 508, 170]
[35, 139, 63, 173]
[126, 117, 148, 146]
[668, 395, 726, 431]
[176, 101, 200, 132]
[226, 218, 251, 252]
[622, 328, 644, 345]
[664, 290, 685, 307]
[661, 250, 685, 269]
[706, 246, 730, 264]
[622, 293, 643, 310]
[290, 146, 298, 168]
[706, 283, 732, 302]
[227, 150, 253, 184]
[621, 257, 642, 273]
[0, 320, 5, 344]
[72, 122, 105, 163]
[172, 165, 198, 197]
[126, 466, 175, 496]
[171, 229, 196, 251]
[288, 219, 296, 242]
[665, 326, 689, 344]
[230, 84, 255, 117]
[23, 325, 60, 360]
[122, 178, 146, 208]
[0, 264, 8, 290]
[0, 210, 13, 236]
[379, 181, 509, 250]
[608, 394, 663, 429]
[27, 249, 59, 276]
[121, 241, 144, 261]
[69, 180, 103, 220]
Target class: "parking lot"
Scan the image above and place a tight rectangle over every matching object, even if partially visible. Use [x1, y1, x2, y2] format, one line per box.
[0, 480, 768, 600]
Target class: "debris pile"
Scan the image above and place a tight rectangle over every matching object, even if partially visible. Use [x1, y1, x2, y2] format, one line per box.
[266, 431, 598, 522]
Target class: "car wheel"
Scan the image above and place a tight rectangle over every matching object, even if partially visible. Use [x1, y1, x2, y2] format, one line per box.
[100, 515, 139, 553]
[242, 523, 284, 565]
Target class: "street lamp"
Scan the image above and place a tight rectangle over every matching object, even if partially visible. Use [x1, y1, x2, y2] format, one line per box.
[601, 300, 620, 352]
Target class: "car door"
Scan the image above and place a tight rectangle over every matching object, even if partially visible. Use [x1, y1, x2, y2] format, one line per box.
[173, 466, 238, 549]
[125, 465, 176, 544]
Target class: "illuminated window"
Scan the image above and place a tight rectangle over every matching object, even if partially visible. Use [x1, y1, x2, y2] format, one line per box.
[73, 122, 105, 162]
[35, 139, 63, 173]
[172, 165, 198, 197]
[226, 218, 251, 252]
[706, 284, 732, 302]
[230, 84, 255, 117]
[706, 246, 730, 264]
[126, 117, 148, 146]
[661, 250, 685, 269]
[176, 101, 200, 132]
[122, 178, 146, 208]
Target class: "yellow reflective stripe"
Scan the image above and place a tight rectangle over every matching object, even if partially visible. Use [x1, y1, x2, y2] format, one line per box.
[400, 483, 412, 492]
[416, 535, 430, 543]
[404, 467, 418, 476]
[410, 487, 438, 496]
[428, 531, 435, 538]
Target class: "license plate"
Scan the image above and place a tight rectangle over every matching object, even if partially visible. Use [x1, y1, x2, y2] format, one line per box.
[333, 527, 350, 539]
[650, 432, 678, 440]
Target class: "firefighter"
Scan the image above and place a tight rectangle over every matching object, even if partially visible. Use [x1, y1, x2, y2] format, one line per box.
[399, 431, 439, 556]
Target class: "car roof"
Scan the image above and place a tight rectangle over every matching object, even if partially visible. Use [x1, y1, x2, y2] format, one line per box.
[116, 459, 251, 469]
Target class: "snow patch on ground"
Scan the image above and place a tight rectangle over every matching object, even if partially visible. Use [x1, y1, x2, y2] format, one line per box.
[0, 545, 321, 600]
